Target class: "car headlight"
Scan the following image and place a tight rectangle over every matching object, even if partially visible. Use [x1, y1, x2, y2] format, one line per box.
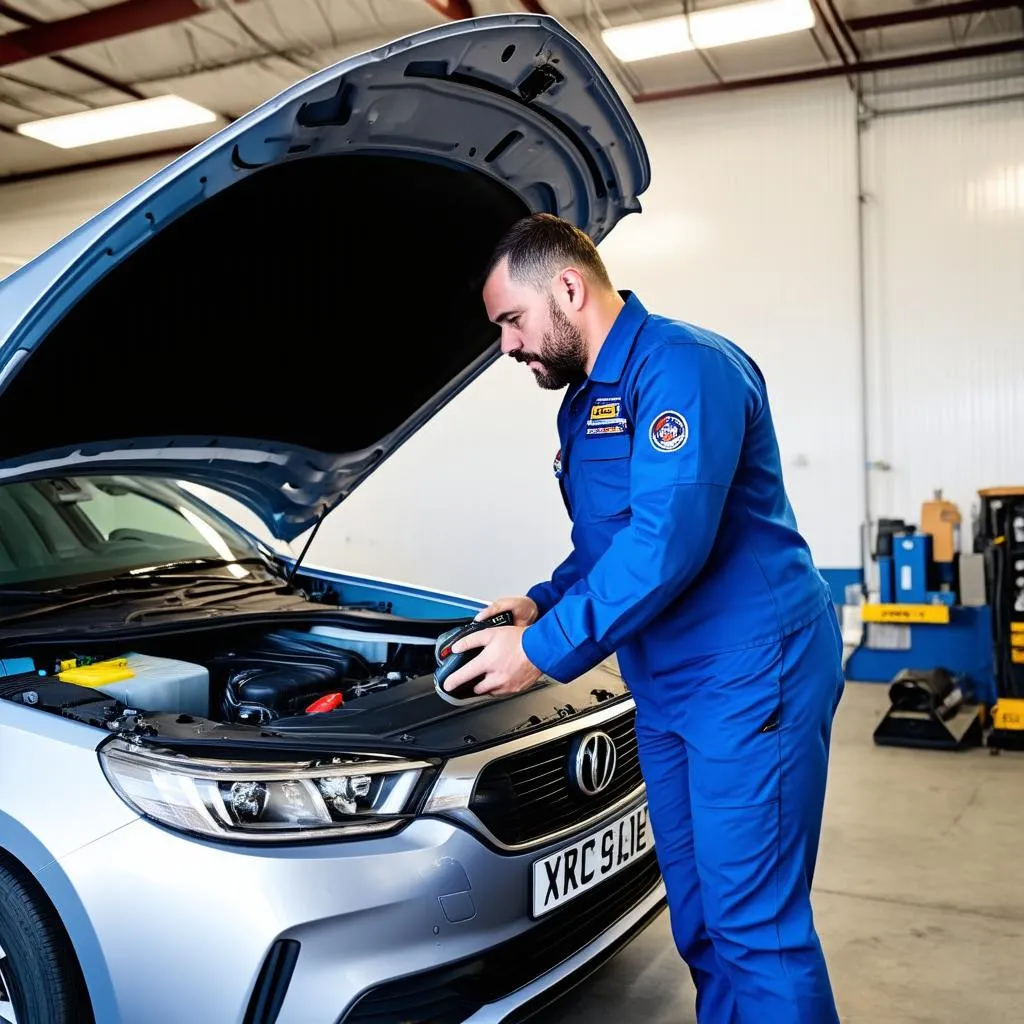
[99, 738, 434, 843]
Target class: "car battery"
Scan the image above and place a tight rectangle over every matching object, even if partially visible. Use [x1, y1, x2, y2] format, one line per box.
[894, 533, 932, 604]
[58, 653, 209, 717]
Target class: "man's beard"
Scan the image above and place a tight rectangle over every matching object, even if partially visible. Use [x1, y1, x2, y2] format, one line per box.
[513, 297, 587, 390]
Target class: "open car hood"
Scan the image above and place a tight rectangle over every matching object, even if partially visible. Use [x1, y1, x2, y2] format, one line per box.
[0, 14, 649, 543]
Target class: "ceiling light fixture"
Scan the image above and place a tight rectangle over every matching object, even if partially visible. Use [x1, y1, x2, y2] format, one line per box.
[14, 95, 219, 150]
[602, 0, 816, 63]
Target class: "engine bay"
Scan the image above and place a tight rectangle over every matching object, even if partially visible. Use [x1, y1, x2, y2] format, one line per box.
[209, 624, 441, 725]
[0, 618, 444, 729]
[0, 608, 630, 757]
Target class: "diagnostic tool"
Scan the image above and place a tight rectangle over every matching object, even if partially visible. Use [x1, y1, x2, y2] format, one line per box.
[434, 611, 515, 706]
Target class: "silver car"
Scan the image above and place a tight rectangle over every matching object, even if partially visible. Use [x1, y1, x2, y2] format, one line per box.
[0, 13, 662, 1024]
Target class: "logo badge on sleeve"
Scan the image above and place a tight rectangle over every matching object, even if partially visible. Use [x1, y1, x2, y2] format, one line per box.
[649, 411, 688, 452]
[553, 448, 563, 478]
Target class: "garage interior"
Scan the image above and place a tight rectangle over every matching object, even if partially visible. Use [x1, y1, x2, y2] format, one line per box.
[1, 1, 1023, 1022]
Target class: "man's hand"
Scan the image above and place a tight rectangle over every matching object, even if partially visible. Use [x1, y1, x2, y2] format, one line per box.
[443, 624, 543, 698]
[474, 595, 539, 627]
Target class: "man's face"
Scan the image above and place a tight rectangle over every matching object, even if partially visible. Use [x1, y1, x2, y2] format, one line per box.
[483, 261, 587, 391]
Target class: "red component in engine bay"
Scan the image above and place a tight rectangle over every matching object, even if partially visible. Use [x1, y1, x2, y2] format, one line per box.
[305, 692, 344, 714]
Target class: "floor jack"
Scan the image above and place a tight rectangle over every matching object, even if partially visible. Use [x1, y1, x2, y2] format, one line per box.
[872, 667, 984, 751]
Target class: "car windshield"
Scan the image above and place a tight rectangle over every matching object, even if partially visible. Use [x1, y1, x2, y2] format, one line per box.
[0, 475, 265, 588]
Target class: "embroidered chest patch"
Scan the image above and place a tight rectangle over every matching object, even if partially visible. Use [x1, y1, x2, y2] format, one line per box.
[586, 396, 629, 437]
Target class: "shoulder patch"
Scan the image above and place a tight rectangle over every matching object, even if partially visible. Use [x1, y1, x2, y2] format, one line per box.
[649, 410, 688, 453]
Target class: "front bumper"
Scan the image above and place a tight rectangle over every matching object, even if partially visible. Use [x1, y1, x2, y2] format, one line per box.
[55, 794, 664, 1024]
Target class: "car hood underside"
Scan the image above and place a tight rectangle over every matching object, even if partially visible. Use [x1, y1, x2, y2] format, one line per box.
[0, 14, 648, 543]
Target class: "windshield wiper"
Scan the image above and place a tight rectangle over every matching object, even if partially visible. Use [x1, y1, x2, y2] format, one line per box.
[122, 579, 297, 623]
[0, 588, 169, 626]
[101, 557, 279, 582]
[0, 573, 292, 627]
[0, 558, 279, 602]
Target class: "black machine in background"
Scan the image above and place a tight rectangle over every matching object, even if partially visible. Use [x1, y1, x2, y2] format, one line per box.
[866, 495, 986, 751]
[974, 488, 1024, 750]
[974, 488, 1024, 701]
[867, 487, 1024, 752]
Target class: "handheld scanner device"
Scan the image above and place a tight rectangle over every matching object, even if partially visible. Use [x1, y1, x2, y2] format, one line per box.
[434, 611, 515, 706]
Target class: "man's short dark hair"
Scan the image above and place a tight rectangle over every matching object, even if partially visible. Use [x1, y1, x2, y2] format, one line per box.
[485, 213, 613, 290]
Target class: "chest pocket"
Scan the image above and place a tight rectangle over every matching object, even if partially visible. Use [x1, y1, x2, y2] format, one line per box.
[576, 433, 632, 519]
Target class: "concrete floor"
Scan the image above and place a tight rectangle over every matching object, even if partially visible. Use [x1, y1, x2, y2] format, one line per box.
[533, 681, 1024, 1023]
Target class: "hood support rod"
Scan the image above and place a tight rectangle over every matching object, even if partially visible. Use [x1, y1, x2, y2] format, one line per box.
[285, 504, 331, 588]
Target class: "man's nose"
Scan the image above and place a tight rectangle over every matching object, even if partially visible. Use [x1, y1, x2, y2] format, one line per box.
[499, 329, 521, 355]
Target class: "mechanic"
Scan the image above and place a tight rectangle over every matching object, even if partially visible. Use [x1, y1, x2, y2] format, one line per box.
[442, 213, 845, 1023]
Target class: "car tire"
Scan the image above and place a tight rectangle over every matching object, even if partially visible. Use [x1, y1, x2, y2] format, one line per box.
[0, 859, 93, 1024]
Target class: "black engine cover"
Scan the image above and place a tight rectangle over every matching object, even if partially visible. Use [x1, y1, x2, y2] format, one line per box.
[211, 631, 374, 724]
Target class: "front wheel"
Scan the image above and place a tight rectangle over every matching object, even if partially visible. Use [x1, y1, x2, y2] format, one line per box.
[0, 860, 92, 1024]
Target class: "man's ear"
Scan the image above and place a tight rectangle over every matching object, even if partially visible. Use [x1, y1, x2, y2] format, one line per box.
[556, 268, 587, 312]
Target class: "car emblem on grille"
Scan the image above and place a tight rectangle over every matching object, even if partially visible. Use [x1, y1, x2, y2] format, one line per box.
[571, 731, 617, 796]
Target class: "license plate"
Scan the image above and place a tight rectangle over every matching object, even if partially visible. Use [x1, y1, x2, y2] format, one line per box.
[531, 803, 654, 918]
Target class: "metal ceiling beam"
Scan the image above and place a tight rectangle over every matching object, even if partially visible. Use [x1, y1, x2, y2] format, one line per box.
[634, 36, 1024, 101]
[846, 0, 1019, 33]
[809, 0, 854, 68]
[0, 144, 190, 185]
[0, 2, 144, 98]
[0, 0, 249, 69]
[421, 0, 475, 20]
[822, 0, 860, 61]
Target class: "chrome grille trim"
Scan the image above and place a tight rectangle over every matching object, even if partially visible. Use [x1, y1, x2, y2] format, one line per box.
[422, 697, 644, 852]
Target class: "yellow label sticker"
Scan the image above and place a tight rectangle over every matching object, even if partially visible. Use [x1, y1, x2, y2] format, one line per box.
[861, 603, 950, 624]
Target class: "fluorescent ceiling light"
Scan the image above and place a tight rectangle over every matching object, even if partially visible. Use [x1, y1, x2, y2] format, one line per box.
[15, 95, 218, 150]
[602, 0, 816, 63]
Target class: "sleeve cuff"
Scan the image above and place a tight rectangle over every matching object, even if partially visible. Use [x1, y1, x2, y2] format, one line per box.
[523, 609, 603, 684]
[526, 581, 557, 617]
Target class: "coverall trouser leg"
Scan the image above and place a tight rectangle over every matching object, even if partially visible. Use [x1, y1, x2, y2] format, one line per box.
[635, 724, 741, 1023]
[633, 605, 845, 1024]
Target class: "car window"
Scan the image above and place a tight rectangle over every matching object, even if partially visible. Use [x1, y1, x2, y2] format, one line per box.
[0, 476, 260, 587]
[74, 489, 204, 544]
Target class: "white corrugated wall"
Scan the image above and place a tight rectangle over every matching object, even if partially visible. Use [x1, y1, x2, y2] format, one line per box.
[860, 58, 1024, 545]
[1, 64, 1022, 602]
[296, 78, 865, 599]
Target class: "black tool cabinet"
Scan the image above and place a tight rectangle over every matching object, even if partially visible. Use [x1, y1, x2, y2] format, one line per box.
[974, 488, 1024, 700]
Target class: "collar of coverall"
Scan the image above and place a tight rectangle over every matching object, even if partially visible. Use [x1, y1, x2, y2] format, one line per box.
[588, 290, 648, 385]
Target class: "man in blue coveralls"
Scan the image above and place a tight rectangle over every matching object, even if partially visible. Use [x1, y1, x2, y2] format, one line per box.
[442, 213, 846, 1023]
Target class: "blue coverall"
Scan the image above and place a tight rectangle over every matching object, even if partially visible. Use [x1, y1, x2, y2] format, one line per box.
[522, 292, 845, 1024]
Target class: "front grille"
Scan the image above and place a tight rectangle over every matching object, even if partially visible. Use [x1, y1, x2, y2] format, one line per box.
[340, 850, 663, 1024]
[470, 709, 643, 847]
